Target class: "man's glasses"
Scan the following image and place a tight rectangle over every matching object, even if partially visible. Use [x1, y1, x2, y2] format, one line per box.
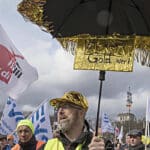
[56, 102, 82, 110]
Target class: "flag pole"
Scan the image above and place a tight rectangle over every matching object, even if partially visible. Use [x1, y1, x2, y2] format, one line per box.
[27, 97, 50, 119]
[95, 71, 105, 136]
[145, 121, 148, 150]
[145, 97, 150, 150]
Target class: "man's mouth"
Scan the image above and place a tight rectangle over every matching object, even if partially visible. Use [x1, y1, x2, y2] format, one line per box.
[60, 116, 67, 120]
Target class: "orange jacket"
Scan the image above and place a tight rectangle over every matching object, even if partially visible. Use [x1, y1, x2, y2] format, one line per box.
[11, 141, 45, 150]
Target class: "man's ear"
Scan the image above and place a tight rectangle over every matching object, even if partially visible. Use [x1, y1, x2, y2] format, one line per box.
[79, 109, 86, 118]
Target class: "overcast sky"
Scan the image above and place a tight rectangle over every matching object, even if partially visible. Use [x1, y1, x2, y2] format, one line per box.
[0, 0, 150, 121]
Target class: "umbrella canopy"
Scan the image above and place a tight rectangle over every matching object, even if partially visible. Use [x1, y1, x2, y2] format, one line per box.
[43, 0, 150, 37]
[18, 0, 150, 37]
[18, 0, 150, 68]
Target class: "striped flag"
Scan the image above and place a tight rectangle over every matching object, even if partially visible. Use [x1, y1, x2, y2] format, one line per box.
[28, 99, 53, 142]
[101, 113, 114, 133]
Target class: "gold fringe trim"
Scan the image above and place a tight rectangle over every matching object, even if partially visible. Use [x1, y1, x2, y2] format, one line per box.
[135, 36, 150, 67]
[58, 35, 150, 68]
[58, 34, 136, 54]
[17, 0, 53, 33]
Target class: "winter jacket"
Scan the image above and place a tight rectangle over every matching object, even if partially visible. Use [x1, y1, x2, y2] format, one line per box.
[11, 136, 45, 150]
[42, 131, 92, 150]
[40, 121, 93, 150]
[128, 142, 145, 150]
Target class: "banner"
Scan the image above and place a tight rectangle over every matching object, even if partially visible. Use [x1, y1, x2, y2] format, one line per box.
[101, 113, 114, 134]
[0, 24, 38, 99]
[29, 99, 53, 142]
[0, 97, 24, 141]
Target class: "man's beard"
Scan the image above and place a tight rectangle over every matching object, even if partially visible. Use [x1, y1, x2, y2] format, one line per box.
[59, 118, 71, 133]
[59, 112, 78, 133]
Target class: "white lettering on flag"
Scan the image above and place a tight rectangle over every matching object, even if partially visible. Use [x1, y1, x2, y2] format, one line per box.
[0, 97, 24, 141]
[28, 99, 53, 142]
[0, 24, 38, 99]
[101, 113, 114, 133]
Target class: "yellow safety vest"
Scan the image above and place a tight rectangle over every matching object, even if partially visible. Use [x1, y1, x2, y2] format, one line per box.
[44, 138, 83, 150]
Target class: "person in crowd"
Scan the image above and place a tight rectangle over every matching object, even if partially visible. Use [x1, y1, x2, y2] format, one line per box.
[7, 134, 15, 148]
[120, 132, 130, 150]
[114, 138, 121, 150]
[12, 119, 45, 150]
[105, 139, 114, 150]
[41, 91, 105, 150]
[0, 134, 10, 150]
[128, 129, 145, 150]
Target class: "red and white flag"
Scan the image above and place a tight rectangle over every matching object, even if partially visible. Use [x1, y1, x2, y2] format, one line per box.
[115, 126, 120, 137]
[0, 25, 38, 99]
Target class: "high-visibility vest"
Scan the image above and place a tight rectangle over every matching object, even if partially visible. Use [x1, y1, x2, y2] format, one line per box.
[44, 138, 83, 150]
[11, 141, 45, 150]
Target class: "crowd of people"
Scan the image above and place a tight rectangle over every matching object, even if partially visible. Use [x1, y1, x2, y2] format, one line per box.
[0, 91, 149, 150]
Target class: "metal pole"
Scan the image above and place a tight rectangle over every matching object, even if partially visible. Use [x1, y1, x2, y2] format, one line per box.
[95, 71, 105, 136]
[128, 107, 130, 133]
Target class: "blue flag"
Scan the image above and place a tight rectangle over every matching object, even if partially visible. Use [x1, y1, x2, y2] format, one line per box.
[0, 97, 24, 142]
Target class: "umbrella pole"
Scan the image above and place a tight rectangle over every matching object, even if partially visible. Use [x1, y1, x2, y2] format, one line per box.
[95, 71, 106, 136]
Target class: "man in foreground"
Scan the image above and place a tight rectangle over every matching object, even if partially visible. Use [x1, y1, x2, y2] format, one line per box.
[128, 129, 145, 150]
[43, 91, 105, 150]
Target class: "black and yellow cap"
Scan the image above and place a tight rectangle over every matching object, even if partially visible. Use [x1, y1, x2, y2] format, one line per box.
[50, 91, 88, 111]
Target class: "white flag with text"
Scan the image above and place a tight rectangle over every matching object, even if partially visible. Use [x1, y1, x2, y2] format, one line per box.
[29, 100, 53, 142]
[0, 25, 38, 99]
[0, 97, 24, 138]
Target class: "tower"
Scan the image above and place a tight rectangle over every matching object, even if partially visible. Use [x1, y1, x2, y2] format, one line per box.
[126, 86, 133, 132]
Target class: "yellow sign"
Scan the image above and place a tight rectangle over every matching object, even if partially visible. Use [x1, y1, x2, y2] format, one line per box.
[59, 35, 135, 72]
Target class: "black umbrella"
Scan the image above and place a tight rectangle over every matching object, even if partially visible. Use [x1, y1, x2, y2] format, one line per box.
[18, 0, 150, 135]
[17, 0, 150, 67]
[18, 0, 150, 36]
